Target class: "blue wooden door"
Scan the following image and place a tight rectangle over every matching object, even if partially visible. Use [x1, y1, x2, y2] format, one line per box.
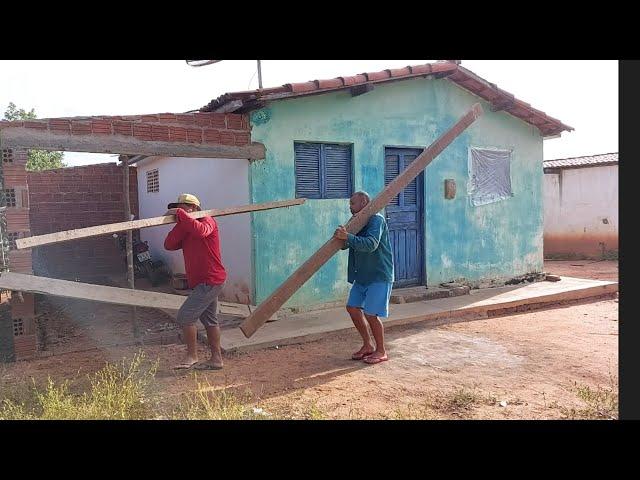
[384, 147, 424, 288]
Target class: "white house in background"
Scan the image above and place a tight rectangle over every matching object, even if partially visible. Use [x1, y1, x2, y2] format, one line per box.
[134, 156, 252, 304]
[543, 152, 618, 259]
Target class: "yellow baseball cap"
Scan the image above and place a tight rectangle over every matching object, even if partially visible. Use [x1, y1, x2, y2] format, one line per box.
[168, 193, 201, 210]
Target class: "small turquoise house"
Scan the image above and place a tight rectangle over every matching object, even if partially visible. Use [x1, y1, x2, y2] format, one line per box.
[192, 61, 573, 308]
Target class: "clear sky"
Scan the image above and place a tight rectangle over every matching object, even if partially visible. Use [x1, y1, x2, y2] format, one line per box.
[0, 60, 618, 166]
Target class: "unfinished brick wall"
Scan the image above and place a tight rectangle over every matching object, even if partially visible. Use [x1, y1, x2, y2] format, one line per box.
[0, 111, 251, 147]
[28, 163, 138, 281]
[0, 147, 37, 361]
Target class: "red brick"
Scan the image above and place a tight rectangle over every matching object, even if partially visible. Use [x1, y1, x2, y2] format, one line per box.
[91, 120, 112, 134]
[133, 124, 152, 141]
[241, 114, 250, 130]
[210, 114, 227, 128]
[141, 114, 159, 122]
[168, 126, 187, 142]
[71, 122, 92, 135]
[158, 113, 178, 123]
[49, 119, 70, 133]
[194, 113, 212, 127]
[226, 114, 243, 130]
[176, 114, 196, 125]
[203, 129, 221, 143]
[23, 121, 47, 129]
[113, 121, 133, 136]
[234, 132, 250, 145]
[186, 128, 202, 143]
[151, 125, 170, 141]
[219, 131, 235, 145]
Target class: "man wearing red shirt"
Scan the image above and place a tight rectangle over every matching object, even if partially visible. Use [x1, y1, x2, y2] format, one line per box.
[164, 193, 227, 370]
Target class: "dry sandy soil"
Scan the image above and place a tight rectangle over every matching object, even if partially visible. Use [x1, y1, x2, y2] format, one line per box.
[0, 260, 618, 419]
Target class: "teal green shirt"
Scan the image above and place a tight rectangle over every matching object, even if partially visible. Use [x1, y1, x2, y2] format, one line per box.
[342, 213, 394, 285]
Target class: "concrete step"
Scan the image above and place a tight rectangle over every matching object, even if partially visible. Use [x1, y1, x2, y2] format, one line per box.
[390, 284, 470, 304]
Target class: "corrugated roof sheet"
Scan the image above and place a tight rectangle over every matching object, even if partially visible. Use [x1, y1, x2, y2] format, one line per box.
[544, 152, 618, 169]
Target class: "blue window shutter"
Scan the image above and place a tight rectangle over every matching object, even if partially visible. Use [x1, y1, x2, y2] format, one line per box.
[322, 144, 352, 199]
[294, 142, 321, 199]
[404, 155, 418, 206]
[384, 154, 400, 206]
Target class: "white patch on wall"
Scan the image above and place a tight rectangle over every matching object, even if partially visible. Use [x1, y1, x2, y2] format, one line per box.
[440, 254, 453, 269]
[468, 147, 513, 206]
[136, 156, 252, 303]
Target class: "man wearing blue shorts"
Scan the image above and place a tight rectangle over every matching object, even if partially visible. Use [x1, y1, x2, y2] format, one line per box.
[334, 191, 394, 365]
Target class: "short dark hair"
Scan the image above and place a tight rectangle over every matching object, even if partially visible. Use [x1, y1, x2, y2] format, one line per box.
[352, 191, 370, 203]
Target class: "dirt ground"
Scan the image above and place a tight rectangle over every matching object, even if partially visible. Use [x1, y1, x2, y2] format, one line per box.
[0, 260, 618, 419]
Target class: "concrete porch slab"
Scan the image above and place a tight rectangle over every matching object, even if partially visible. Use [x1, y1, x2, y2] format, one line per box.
[220, 276, 618, 354]
[390, 286, 452, 304]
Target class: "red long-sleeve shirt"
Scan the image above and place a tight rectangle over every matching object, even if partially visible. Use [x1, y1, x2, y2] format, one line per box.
[164, 208, 227, 288]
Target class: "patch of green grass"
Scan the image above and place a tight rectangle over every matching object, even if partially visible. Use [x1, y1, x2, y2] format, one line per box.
[0, 352, 157, 420]
[550, 375, 618, 420]
[562, 382, 618, 420]
[171, 378, 269, 420]
[444, 388, 482, 411]
[426, 387, 491, 418]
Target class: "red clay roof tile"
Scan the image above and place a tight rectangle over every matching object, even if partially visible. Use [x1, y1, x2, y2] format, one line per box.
[199, 61, 572, 136]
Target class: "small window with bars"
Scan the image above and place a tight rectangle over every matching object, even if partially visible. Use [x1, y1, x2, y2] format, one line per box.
[2, 149, 13, 163]
[13, 318, 24, 336]
[6, 232, 19, 250]
[3, 188, 16, 207]
[146, 169, 159, 193]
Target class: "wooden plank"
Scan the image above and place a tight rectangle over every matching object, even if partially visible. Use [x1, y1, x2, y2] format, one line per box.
[16, 198, 306, 249]
[0, 271, 253, 316]
[0, 272, 185, 309]
[121, 156, 139, 338]
[0, 127, 265, 160]
[239, 103, 484, 338]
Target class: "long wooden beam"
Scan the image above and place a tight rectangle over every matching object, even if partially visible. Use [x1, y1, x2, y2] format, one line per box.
[0, 271, 253, 316]
[16, 198, 306, 249]
[239, 103, 484, 338]
[0, 127, 266, 160]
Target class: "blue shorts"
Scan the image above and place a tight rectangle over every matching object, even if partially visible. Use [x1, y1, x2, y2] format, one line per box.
[346, 281, 393, 318]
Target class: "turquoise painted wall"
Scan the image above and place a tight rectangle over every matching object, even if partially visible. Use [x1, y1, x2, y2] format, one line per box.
[249, 77, 544, 307]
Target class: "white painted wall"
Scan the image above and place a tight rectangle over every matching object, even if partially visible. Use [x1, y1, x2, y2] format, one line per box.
[136, 156, 252, 303]
[543, 165, 618, 256]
